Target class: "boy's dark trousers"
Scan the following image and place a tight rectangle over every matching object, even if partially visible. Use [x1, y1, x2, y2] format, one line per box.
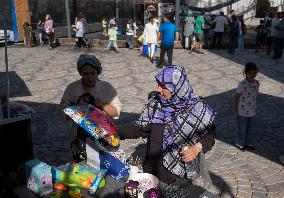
[212, 32, 223, 49]
[76, 37, 88, 48]
[273, 37, 284, 58]
[159, 45, 173, 66]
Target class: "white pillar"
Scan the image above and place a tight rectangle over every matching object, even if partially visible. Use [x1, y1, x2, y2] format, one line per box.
[116, 0, 119, 19]
[64, 0, 71, 38]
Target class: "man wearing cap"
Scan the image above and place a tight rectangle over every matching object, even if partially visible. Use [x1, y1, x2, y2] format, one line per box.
[59, 54, 122, 140]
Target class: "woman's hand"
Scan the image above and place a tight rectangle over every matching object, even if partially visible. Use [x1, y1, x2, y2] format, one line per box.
[181, 142, 203, 163]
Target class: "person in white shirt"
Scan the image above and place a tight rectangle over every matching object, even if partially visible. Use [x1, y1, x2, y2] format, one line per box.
[126, 19, 135, 49]
[233, 62, 259, 150]
[133, 20, 138, 37]
[75, 16, 89, 48]
[211, 12, 228, 49]
[143, 16, 159, 63]
[109, 16, 116, 28]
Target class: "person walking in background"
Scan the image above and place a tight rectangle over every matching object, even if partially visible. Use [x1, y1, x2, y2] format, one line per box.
[74, 13, 90, 49]
[265, 13, 274, 55]
[77, 12, 88, 34]
[126, 19, 135, 49]
[192, 11, 205, 54]
[37, 20, 44, 47]
[133, 20, 138, 37]
[157, 13, 179, 68]
[228, 15, 239, 54]
[44, 14, 55, 50]
[236, 15, 246, 51]
[23, 22, 32, 48]
[183, 10, 195, 50]
[270, 12, 281, 56]
[228, 10, 235, 22]
[211, 11, 228, 49]
[272, 12, 284, 59]
[102, 18, 107, 36]
[233, 62, 259, 150]
[106, 24, 119, 53]
[143, 16, 159, 63]
[109, 16, 116, 28]
[255, 20, 266, 52]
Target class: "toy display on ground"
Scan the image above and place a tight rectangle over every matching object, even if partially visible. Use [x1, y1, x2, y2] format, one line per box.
[14, 104, 217, 198]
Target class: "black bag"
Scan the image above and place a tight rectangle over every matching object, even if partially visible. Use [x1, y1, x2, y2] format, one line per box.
[71, 93, 95, 162]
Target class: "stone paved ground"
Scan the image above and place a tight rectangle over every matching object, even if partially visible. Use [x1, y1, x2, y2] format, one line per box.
[0, 46, 283, 198]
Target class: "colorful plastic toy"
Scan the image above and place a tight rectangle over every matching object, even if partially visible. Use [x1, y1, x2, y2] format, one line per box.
[52, 163, 106, 189]
[63, 105, 120, 147]
[25, 159, 53, 196]
[53, 183, 68, 190]
[69, 189, 82, 198]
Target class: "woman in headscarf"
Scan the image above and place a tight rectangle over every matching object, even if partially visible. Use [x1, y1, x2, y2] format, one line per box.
[119, 65, 216, 191]
[59, 54, 122, 161]
[183, 10, 195, 50]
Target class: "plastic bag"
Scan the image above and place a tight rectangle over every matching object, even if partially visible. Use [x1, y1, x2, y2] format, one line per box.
[192, 153, 212, 189]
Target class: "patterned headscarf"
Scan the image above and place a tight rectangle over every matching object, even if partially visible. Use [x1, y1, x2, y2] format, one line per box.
[136, 65, 216, 179]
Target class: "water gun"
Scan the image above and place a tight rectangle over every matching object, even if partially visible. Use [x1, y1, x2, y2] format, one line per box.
[52, 163, 106, 189]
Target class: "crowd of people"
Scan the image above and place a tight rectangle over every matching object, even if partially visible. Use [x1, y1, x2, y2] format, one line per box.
[24, 8, 284, 60]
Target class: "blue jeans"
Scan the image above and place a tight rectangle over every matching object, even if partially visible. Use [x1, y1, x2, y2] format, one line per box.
[237, 35, 244, 51]
[236, 116, 255, 146]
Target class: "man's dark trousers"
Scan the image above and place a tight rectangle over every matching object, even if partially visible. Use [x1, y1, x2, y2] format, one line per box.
[274, 37, 284, 58]
[159, 45, 174, 66]
[212, 32, 223, 49]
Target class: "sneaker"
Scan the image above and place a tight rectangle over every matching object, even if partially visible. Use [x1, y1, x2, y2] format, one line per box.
[235, 143, 245, 150]
[245, 145, 255, 150]
[156, 64, 164, 68]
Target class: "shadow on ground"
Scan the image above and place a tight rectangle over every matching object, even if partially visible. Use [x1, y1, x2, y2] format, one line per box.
[205, 89, 284, 164]
[209, 49, 284, 84]
[0, 71, 32, 97]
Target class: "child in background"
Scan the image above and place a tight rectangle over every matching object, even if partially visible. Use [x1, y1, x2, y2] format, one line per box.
[102, 18, 107, 36]
[233, 62, 259, 150]
[37, 20, 45, 47]
[255, 20, 266, 52]
[106, 24, 119, 53]
[23, 22, 32, 48]
[133, 20, 138, 37]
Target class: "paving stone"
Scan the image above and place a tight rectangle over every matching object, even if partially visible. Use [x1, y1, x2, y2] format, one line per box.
[236, 191, 252, 198]
[237, 185, 252, 194]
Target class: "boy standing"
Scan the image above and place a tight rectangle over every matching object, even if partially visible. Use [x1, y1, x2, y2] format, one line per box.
[233, 62, 259, 150]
